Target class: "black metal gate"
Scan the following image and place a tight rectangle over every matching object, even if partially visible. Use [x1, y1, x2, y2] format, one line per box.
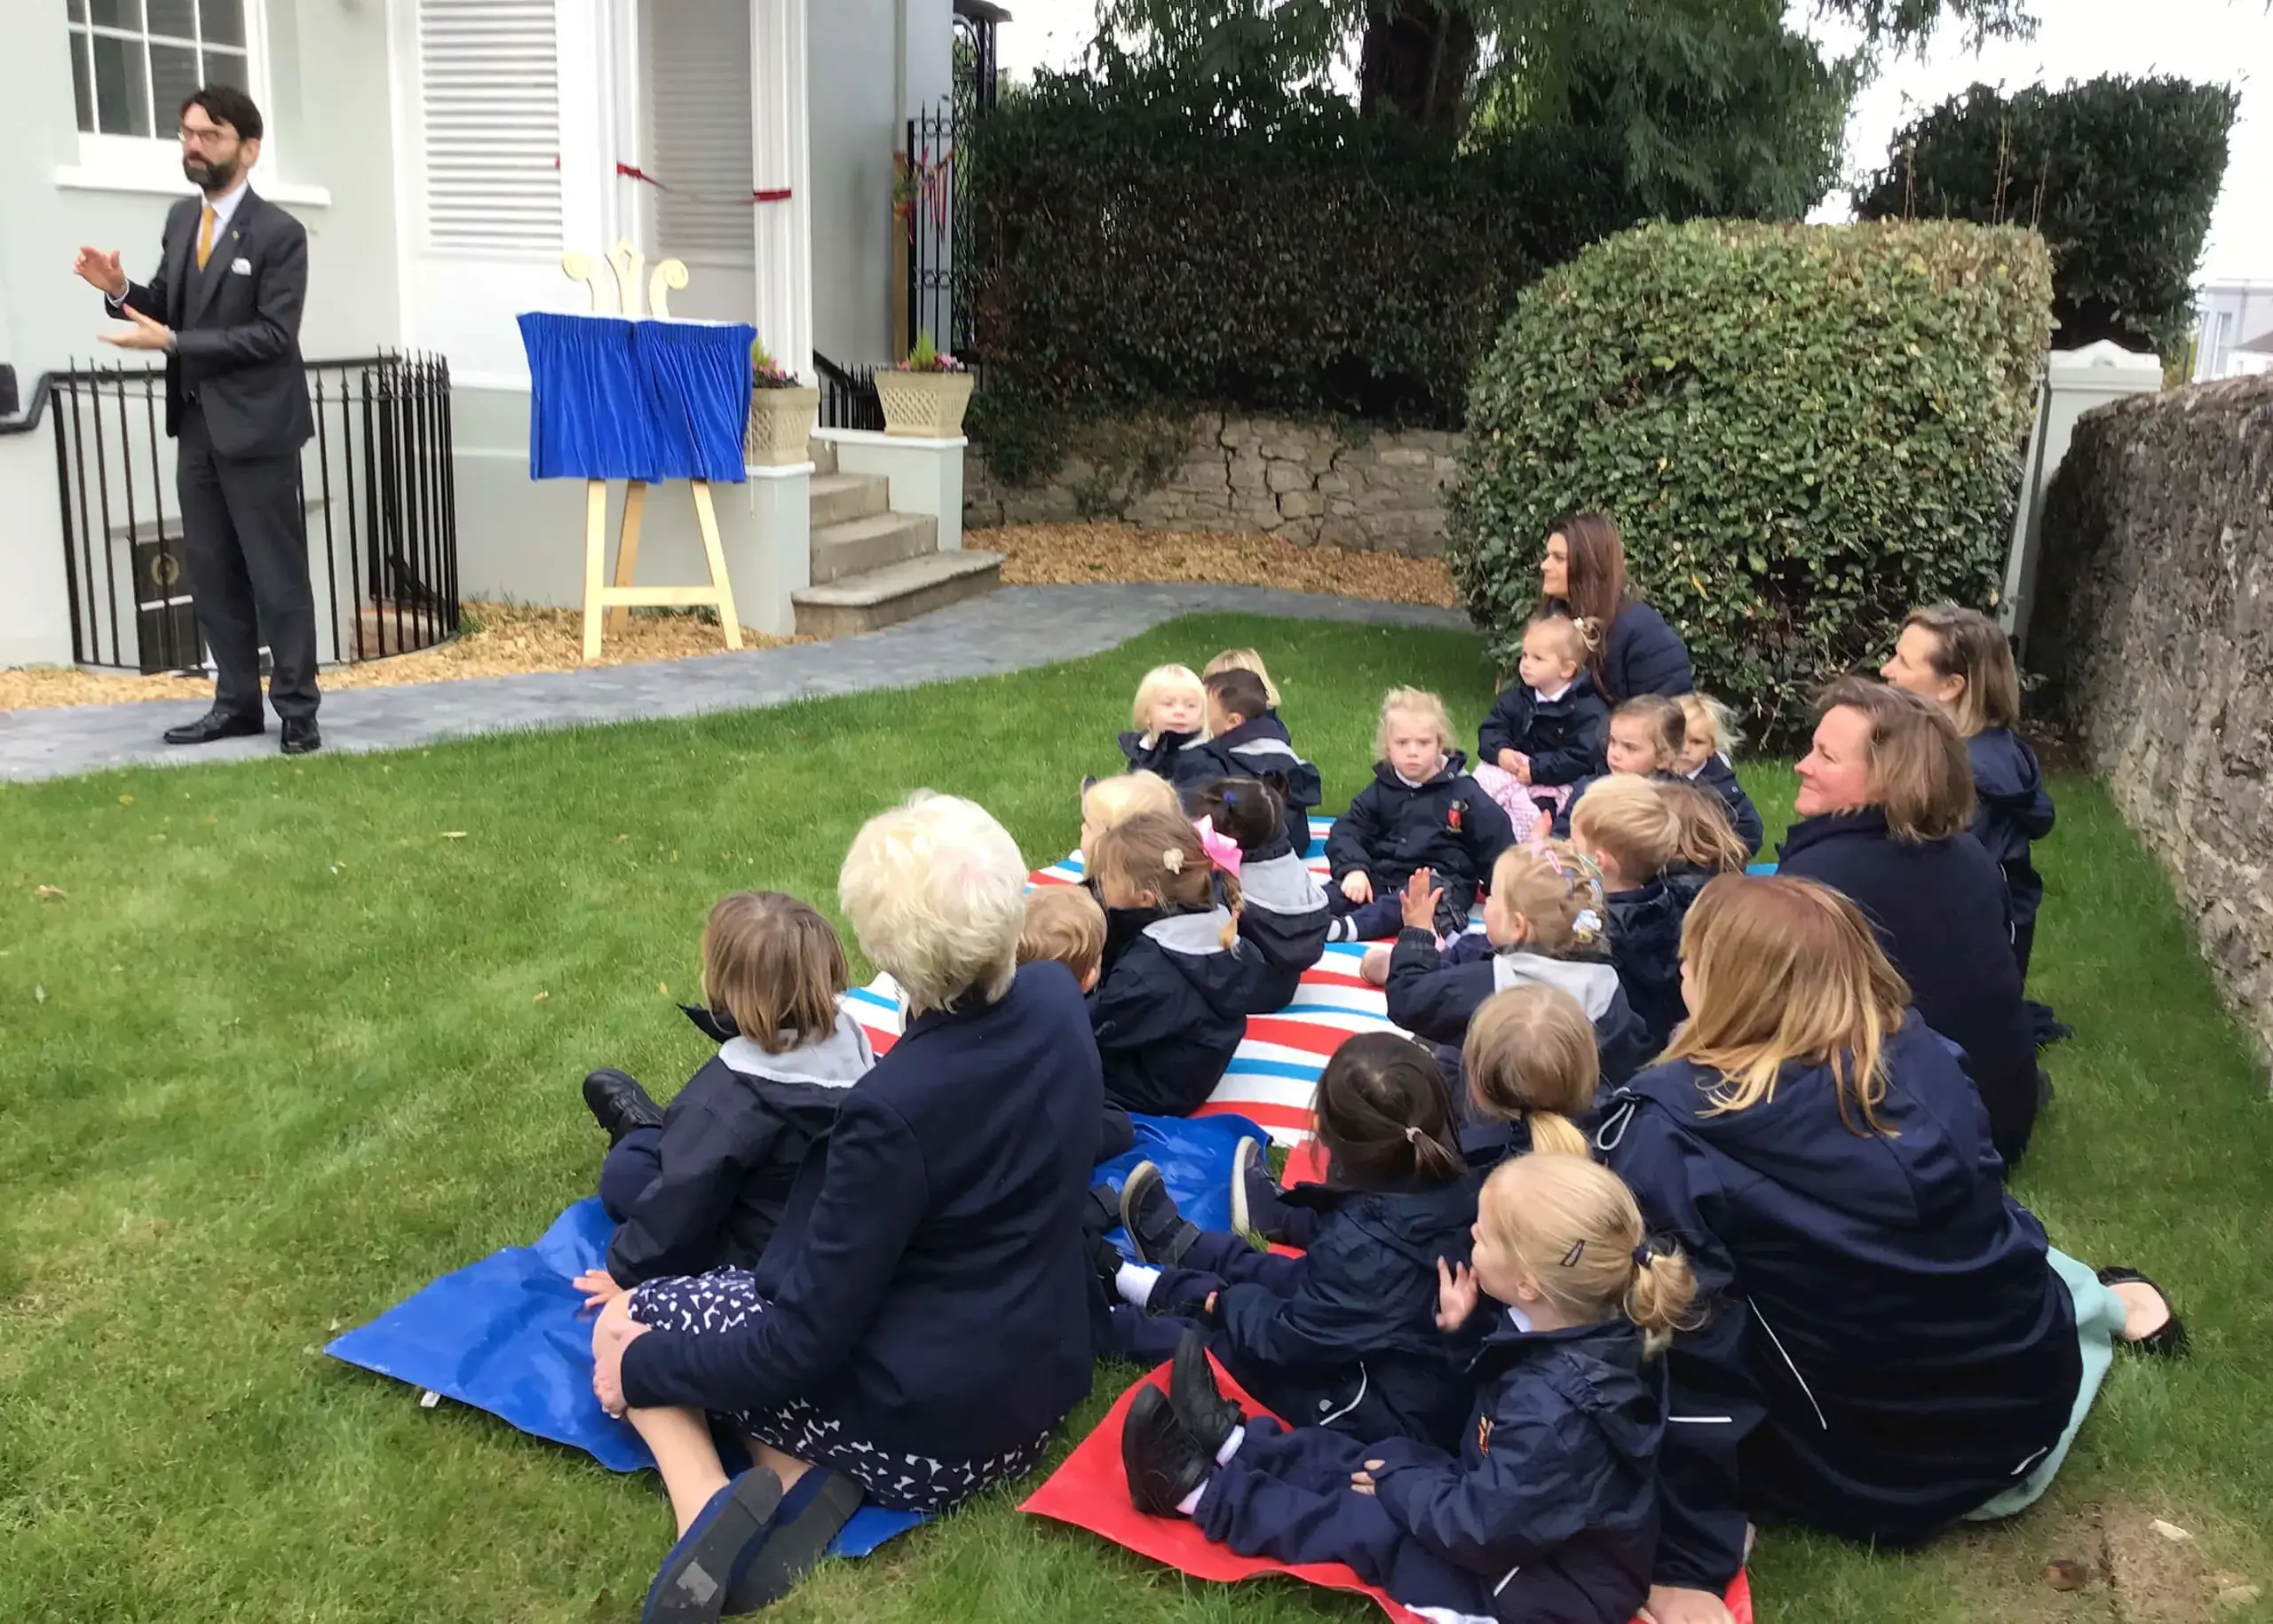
[42, 353, 460, 672]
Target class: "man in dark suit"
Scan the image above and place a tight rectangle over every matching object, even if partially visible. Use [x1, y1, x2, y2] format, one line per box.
[75, 85, 321, 754]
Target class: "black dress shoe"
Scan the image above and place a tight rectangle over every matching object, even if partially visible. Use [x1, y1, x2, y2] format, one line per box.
[584, 1068, 667, 1144]
[162, 709, 264, 746]
[1169, 1329, 1243, 1454]
[280, 719, 322, 756]
[1122, 1386, 1214, 1517]
[1120, 1161, 1200, 1266]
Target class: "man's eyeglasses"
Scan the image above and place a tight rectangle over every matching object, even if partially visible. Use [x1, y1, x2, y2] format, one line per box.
[178, 126, 239, 149]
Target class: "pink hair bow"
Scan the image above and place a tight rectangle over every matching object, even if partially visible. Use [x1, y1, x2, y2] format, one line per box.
[1192, 816, 1243, 880]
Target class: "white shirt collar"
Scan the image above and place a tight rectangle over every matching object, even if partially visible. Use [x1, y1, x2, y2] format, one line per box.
[1395, 755, 1447, 789]
[202, 178, 250, 233]
[1532, 678, 1574, 703]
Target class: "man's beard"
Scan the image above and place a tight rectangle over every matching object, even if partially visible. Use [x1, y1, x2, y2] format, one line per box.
[183, 154, 240, 191]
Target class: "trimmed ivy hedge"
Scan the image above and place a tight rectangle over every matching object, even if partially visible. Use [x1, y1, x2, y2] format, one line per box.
[1446, 219, 2054, 744]
[1855, 76, 2236, 358]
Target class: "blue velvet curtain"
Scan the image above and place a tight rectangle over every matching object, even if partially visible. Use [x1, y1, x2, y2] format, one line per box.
[519, 313, 757, 483]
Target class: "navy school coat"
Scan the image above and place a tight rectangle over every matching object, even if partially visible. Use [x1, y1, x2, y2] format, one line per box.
[1776, 808, 2039, 1166]
[1386, 930, 1654, 1089]
[1597, 1013, 2079, 1589]
[1476, 674, 1611, 787]
[619, 962, 1102, 1466]
[1236, 836, 1333, 1011]
[1117, 727, 1217, 794]
[1606, 879, 1685, 1055]
[1325, 753, 1517, 915]
[605, 1006, 875, 1287]
[1089, 903, 1272, 1116]
[1684, 754, 1764, 860]
[1191, 713, 1325, 854]
[1968, 727, 2055, 933]
[1364, 1317, 1665, 1624]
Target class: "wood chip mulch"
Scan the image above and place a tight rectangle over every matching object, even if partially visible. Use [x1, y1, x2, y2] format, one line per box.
[988, 521, 1461, 607]
[0, 603, 796, 712]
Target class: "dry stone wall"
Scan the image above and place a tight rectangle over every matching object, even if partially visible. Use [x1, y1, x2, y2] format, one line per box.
[965, 413, 1461, 557]
[2033, 374, 2273, 1058]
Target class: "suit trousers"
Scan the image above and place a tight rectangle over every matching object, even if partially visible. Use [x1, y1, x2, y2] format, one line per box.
[177, 405, 321, 722]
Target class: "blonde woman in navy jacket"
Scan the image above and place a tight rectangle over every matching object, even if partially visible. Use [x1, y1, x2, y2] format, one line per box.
[591, 794, 1101, 1621]
[1599, 875, 2183, 1624]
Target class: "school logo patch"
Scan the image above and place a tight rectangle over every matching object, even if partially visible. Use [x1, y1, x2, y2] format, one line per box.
[1447, 802, 1464, 833]
[1477, 1414, 1493, 1455]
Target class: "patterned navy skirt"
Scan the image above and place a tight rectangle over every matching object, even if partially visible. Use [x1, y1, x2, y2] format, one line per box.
[627, 1268, 1055, 1514]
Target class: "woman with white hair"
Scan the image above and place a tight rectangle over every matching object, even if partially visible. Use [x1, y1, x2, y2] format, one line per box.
[592, 792, 1103, 1620]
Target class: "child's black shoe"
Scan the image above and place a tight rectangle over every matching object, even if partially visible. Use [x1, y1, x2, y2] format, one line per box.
[1229, 1137, 1285, 1250]
[1122, 1385, 1213, 1517]
[584, 1068, 667, 1145]
[1091, 1231, 1129, 1299]
[1168, 1328, 1242, 1455]
[1120, 1161, 1200, 1266]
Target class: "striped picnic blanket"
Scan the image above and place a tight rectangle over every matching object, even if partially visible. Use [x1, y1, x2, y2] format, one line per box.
[843, 817, 1416, 1145]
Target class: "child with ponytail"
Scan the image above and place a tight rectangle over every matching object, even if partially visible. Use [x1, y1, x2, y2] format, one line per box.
[1087, 810, 1268, 1117]
[1104, 1031, 1485, 1453]
[1123, 1152, 1692, 1624]
[1458, 983, 1604, 1167]
[1189, 776, 1330, 1012]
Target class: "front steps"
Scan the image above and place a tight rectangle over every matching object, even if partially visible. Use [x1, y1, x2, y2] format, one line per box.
[794, 439, 1000, 637]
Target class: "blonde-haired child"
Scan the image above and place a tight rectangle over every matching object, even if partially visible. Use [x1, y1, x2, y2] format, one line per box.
[1121, 1153, 1691, 1624]
[1019, 885, 1107, 992]
[1472, 611, 1611, 841]
[1571, 776, 1688, 1050]
[1882, 604, 2055, 982]
[1081, 771, 1182, 872]
[1460, 983, 1602, 1164]
[1658, 779, 1750, 910]
[1119, 663, 1213, 788]
[574, 891, 876, 1307]
[1087, 810, 1268, 1117]
[1323, 686, 1515, 942]
[1204, 647, 1282, 711]
[1674, 692, 1763, 859]
[1382, 842, 1651, 1089]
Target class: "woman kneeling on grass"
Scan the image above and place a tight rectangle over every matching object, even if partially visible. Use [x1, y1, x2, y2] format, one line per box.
[591, 792, 1103, 1622]
[1600, 875, 2185, 1624]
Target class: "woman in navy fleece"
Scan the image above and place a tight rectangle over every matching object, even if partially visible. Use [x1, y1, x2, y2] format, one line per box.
[1540, 513, 1693, 703]
[1600, 875, 2183, 1624]
[590, 793, 1100, 1621]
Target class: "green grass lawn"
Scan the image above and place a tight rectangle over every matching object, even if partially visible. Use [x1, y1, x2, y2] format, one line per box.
[4, 611, 2269, 1624]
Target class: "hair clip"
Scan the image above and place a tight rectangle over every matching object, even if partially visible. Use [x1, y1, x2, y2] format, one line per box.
[1572, 907, 1603, 940]
[1223, 788, 1237, 806]
[1403, 1125, 1423, 1145]
[1632, 1243, 1653, 1269]
[1193, 817, 1243, 880]
[1560, 1239, 1586, 1268]
[1161, 847, 1185, 875]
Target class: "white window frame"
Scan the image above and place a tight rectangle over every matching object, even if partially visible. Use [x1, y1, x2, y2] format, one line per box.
[54, 0, 330, 206]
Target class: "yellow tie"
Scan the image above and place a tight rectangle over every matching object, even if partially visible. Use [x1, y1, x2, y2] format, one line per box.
[196, 204, 215, 271]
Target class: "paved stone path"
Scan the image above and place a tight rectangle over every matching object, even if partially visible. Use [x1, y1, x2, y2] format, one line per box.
[0, 584, 1469, 784]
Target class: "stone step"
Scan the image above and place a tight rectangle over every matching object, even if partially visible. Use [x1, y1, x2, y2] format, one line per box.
[811, 438, 838, 476]
[793, 550, 1004, 638]
[810, 470, 889, 528]
[809, 510, 938, 585]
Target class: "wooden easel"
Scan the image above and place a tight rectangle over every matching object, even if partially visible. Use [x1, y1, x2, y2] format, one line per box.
[562, 242, 741, 662]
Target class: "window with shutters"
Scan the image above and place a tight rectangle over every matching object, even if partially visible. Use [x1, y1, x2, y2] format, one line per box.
[414, 0, 562, 258]
[640, 0, 754, 265]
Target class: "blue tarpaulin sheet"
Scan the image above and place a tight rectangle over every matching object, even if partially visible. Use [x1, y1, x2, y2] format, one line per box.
[324, 1111, 1266, 1557]
[518, 312, 756, 484]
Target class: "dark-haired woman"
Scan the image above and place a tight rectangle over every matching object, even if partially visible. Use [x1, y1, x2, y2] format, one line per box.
[1541, 513, 1694, 703]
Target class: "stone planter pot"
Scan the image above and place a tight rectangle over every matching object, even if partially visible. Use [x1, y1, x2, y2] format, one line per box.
[876, 368, 975, 439]
[745, 384, 820, 466]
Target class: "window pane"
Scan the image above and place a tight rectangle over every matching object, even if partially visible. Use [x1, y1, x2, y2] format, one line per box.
[68, 0, 89, 24]
[71, 31, 97, 131]
[91, 31, 152, 137]
[89, 0, 139, 28]
[150, 41, 199, 124]
[200, 0, 245, 47]
[202, 45, 247, 91]
[147, 0, 195, 40]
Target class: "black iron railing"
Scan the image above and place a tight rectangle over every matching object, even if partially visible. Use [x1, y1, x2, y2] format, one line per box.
[28, 353, 459, 673]
[904, 102, 977, 365]
[813, 353, 885, 432]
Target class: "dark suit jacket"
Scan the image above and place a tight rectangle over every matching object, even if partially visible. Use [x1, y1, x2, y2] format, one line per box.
[113, 188, 313, 459]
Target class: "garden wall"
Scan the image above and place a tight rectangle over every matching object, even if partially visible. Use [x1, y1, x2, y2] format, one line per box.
[2033, 374, 2273, 1055]
[964, 413, 1461, 558]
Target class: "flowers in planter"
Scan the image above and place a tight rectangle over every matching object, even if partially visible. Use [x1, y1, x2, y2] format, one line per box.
[749, 337, 802, 390]
[894, 329, 967, 374]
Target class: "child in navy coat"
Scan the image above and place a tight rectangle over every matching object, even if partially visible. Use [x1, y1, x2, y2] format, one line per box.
[1104, 1031, 1485, 1453]
[1471, 613, 1611, 841]
[1569, 776, 1688, 1053]
[1882, 605, 2056, 982]
[1382, 843, 1652, 1089]
[1089, 810, 1271, 1116]
[574, 891, 875, 1305]
[1675, 693, 1764, 860]
[1554, 694, 1687, 836]
[1122, 1150, 1693, 1624]
[1658, 779, 1751, 912]
[1194, 665, 1323, 855]
[1117, 662, 1216, 791]
[1190, 776, 1329, 1013]
[1327, 686, 1516, 943]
